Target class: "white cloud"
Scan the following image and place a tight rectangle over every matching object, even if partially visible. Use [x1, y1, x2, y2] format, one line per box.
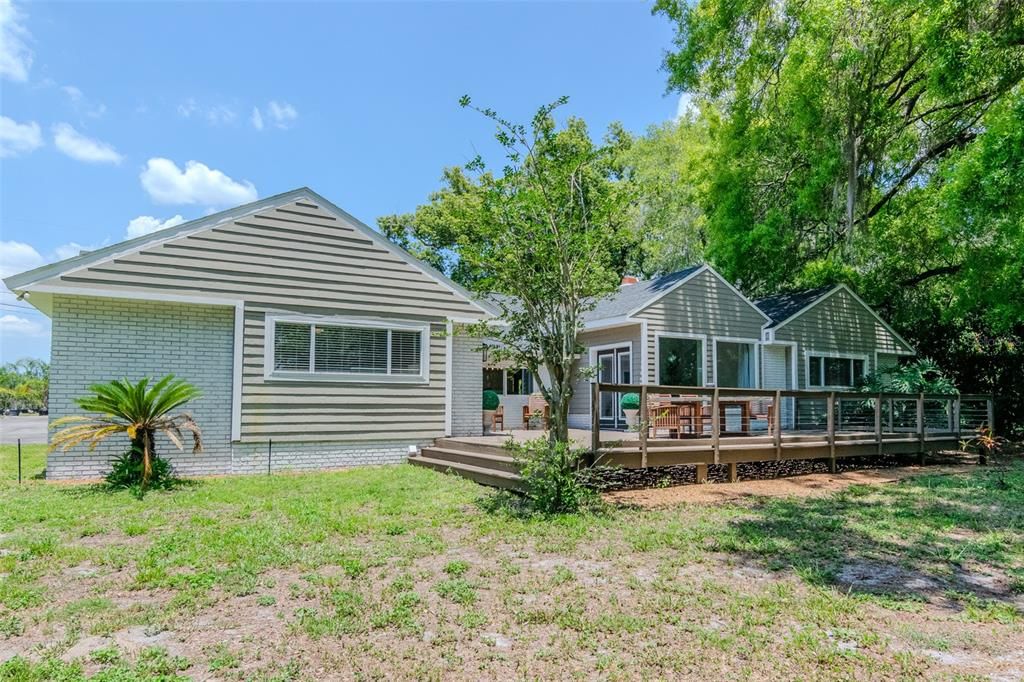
[140, 158, 257, 207]
[61, 85, 106, 118]
[52, 241, 102, 260]
[0, 240, 43, 279]
[206, 105, 236, 126]
[675, 92, 696, 121]
[0, 0, 32, 82]
[177, 98, 198, 118]
[250, 107, 263, 131]
[0, 314, 45, 337]
[52, 123, 123, 164]
[125, 214, 186, 239]
[0, 115, 42, 157]
[267, 100, 298, 129]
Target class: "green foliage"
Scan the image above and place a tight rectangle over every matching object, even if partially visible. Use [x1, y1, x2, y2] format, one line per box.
[50, 375, 203, 491]
[105, 446, 177, 498]
[482, 390, 500, 411]
[619, 393, 640, 411]
[508, 438, 596, 514]
[860, 359, 958, 395]
[650, 0, 1024, 431]
[0, 359, 48, 412]
[381, 98, 637, 444]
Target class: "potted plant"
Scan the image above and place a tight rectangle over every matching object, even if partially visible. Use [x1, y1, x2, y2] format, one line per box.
[482, 390, 500, 434]
[620, 392, 640, 428]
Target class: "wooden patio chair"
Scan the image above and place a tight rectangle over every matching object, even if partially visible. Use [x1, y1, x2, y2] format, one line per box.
[647, 397, 681, 439]
[492, 405, 504, 432]
[522, 393, 550, 430]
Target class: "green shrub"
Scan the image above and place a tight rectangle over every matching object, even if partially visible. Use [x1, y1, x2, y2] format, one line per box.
[105, 446, 176, 498]
[482, 390, 500, 411]
[507, 438, 596, 514]
[620, 393, 640, 410]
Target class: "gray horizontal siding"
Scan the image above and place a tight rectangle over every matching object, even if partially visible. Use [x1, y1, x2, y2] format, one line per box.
[634, 269, 766, 384]
[569, 325, 643, 417]
[773, 289, 913, 387]
[52, 201, 485, 320]
[240, 304, 447, 442]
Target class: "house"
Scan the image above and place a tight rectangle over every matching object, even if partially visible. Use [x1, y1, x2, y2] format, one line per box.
[4, 188, 497, 479]
[755, 284, 916, 390]
[5, 187, 917, 479]
[480, 267, 914, 433]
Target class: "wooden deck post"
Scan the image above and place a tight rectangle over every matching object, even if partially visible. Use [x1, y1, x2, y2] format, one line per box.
[727, 462, 738, 483]
[590, 382, 600, 454]
[826, 392, 836, 473]
[695, 463, 708, 483]
[986, 397, 995, 434]
[773, 390, 782, 460]
[952, 396, 961, 442]
[639, 384, 649, 468]
[874, 393, 883, 456]
[916, 392, 926, 464]
[711, 388, 720, 465]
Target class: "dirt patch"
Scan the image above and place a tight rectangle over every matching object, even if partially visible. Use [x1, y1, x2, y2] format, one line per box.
[603, 464, 976, 507]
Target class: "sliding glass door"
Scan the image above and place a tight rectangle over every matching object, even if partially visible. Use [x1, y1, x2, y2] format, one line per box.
[597, 347, 632, 430]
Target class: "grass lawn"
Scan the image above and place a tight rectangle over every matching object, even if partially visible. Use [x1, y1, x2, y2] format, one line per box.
[0, 445, 1021, 680]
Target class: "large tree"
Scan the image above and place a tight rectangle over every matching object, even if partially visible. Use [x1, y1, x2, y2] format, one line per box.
[381, 98, 637, 443]
[654, 0, 1024, 432]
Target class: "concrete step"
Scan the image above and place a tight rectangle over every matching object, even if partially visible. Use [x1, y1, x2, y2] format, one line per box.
[408, 455, 523, 490]
[420, 447, 520, 474]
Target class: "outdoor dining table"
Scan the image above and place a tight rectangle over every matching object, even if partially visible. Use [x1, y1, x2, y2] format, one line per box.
[655, 396, 752, 435]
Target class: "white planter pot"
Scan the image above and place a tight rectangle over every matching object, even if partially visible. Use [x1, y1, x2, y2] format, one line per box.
[623, 409, 640, 428]
[482, 409, 496, 434]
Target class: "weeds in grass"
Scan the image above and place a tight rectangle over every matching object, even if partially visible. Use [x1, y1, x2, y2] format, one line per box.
[435, 578, 476, 605]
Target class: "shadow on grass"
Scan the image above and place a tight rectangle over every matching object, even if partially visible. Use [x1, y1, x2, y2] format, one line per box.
[56, 476, 203, 500]
[715, 460, 1024, 613]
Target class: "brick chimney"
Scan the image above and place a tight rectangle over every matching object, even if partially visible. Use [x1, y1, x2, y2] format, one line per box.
[621, 276, 639, 285]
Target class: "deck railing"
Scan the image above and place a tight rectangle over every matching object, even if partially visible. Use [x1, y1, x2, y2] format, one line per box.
[590, 383, 994, 471]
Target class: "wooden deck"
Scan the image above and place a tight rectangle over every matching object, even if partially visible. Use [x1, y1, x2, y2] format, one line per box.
[408, 385, 994, 488]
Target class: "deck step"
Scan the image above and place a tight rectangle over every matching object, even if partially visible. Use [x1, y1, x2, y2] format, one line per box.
[432, 437, 515, 458]
[419, 447, 520, 474]
[408, 454, 523, 490]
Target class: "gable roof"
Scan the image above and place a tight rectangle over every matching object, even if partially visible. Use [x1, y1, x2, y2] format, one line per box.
[754, 285, 836, 329]
[582, 265, 704, 323]
[4, 187, 498, 318]
[756, 283, 915, 352]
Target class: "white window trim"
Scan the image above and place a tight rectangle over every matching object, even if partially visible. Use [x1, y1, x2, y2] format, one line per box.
[804, 350, 869, 390]
[653, 332, 708, 387]
[760, 340, 797, 390]
[263, 313, 430, 383]
[586, 341, 634, 419]
[711, 336, 761, 389]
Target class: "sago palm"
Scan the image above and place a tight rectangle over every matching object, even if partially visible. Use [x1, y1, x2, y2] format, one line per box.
[51, 375, 203, 487]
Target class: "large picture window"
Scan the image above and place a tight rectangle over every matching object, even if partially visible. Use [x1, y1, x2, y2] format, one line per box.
[269, 317, 426, 380]
[657, 335, 704, 386]
[807, 354, 866, 388]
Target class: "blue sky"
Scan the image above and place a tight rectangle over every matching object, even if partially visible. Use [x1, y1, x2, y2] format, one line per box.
[0, 1, 682, 363]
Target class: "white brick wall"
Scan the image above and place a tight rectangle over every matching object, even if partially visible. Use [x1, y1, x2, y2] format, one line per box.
[230, 440, 427, 474]
[450, 330, 483, 437]
[48, 295, 235, 479]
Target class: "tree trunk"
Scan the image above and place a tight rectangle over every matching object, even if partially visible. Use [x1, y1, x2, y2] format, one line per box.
[142, 431, 154, 490]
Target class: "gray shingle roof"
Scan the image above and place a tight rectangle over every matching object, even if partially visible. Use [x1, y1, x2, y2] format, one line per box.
[582, 265, 704, 322]
[481, 266, 705, 323]
[754, 285, 836, 329]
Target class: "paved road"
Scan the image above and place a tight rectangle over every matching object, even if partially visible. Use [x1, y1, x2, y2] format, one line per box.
[0, 416, 48, 445]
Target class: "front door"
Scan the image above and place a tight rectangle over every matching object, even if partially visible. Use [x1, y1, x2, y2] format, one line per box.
[597, 347, 632, 430]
